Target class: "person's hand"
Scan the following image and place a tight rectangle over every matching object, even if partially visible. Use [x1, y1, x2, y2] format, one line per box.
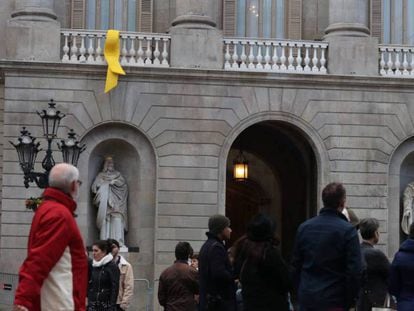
[13, 305, 28, 311]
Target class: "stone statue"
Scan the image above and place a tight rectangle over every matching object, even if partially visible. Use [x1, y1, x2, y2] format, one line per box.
[91, 156, 128, 246]
[402, 182, 414, 235]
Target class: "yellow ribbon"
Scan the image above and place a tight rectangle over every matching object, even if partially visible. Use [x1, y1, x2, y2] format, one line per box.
[104, 30, 125, 93]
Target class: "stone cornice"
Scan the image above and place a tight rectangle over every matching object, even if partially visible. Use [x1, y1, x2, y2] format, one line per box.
[0, 60, 414, 92]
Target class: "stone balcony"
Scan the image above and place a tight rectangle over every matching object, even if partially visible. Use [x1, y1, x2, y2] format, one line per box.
[61, 29, 414, 79]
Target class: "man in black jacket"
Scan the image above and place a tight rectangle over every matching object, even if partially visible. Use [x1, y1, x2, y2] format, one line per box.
[357, 218, 390, 310]
[199, 214, 236, 311]
[291, 182, 363, 311]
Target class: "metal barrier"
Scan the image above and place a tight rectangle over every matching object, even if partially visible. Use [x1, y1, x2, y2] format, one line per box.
[134, 278, 155, 311]
[0, 273, 18, 306]
[0, 273, 156, 310]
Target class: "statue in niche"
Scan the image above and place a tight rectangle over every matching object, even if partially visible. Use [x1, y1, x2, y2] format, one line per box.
[91, 156, 129, 247]
[402, 182, 414, 235]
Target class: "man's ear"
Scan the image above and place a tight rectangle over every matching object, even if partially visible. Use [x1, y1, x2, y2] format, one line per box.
[71, 180, 77, 193]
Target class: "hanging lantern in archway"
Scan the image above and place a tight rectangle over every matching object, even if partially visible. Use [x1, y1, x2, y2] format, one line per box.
[233, 150, 248, 181]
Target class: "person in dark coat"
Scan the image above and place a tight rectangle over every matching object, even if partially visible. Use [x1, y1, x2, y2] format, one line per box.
[199, 214, 236, 311]
[357, 218, 390, 310]
[158, 241, 199, 311]
[88, 240, 120, 311]
[233, 214, 292, 311]
[291, 182, 363, 311]
[389, 222, 414, 311]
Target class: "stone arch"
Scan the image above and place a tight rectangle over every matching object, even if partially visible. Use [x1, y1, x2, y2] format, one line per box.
[388, 136, 414, 257]
[76, 121, 157, 282]
[218, 111, 330, 213]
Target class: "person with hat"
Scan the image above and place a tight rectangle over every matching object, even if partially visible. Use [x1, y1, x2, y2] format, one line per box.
[198, 214, 236, 311]
[233, 214, 292, 311]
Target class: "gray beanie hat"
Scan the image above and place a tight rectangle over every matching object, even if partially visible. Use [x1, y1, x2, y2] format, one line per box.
[208, 214, 230, 235]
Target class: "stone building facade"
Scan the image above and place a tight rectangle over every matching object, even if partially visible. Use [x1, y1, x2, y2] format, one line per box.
[1, 0, 414, 309]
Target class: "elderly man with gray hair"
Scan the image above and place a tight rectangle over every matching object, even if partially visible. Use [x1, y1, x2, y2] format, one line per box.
[14, 163, 88, 311]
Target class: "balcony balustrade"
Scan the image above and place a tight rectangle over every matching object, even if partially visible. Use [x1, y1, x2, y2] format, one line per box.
[379, 45, 414, 77]
[223, 38, 328, 74]
[61, 29, 170, 67]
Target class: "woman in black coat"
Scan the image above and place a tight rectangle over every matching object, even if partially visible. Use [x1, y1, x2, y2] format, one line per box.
[389, 222, 414, 311]
[233, 214, 292, 311]
[88, 240, 120, 311]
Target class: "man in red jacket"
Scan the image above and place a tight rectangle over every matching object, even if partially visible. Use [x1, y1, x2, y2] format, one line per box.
[13, 163, 88, 311]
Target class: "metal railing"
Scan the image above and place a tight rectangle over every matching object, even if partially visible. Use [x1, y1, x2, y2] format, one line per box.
[0, 273, 18, 306]
[0, 273, 155, 311]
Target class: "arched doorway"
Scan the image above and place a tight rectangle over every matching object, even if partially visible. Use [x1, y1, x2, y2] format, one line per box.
[225, 121, 318, 258]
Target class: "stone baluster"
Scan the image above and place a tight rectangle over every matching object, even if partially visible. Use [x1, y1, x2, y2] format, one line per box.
[264, 42, 271, 70]
[272, 42, 279, 70]
[145, 37, 152, 65]
[240, 41, 247, 69]
[153, 38, 161, 65]
[320, 45, 327, 73]
[379, 48, 386, 75]
[386, 49, 393, 75]
[248, 41, 255, 69]
[402, 49, 409, 75]
[96, 35, 103, 63]
[87, 34, 95, 63]
[304, 45, 311, 72]
[79, 34, 86, 62]
[137, 36, 144, 65]
[161, 38, 169, 66]
[394, 50, 402, 75]
[70, 34, 78, 62]
[224, 41, 231, 69]
[287, 43, 294, 71]
[232, 41, 239, 69]
[410, 49, 414, 76]
[280, 43, 287, 70]
[296, 45, 302, 71]
[256, 42, 263, 70]
[62, 33, 70, 62]
[312, 45, 319, 72]
[120, 34, 128, 65]
[129, 36, 137, 65]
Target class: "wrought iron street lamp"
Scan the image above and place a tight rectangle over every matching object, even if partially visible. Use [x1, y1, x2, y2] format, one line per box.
[10, 99, 86, 189]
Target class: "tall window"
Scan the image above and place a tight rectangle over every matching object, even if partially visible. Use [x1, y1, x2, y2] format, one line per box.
[236, 0, 285, 38]
[382, 0, 414, 44]
[85, 0, 137, 31]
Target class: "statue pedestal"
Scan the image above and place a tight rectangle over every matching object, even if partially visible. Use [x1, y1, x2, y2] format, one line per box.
[120, 246, 129, 253]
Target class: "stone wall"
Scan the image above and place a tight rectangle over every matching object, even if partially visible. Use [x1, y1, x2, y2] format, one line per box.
[2, 64, 414, 301]
[0, 83, 4, 233]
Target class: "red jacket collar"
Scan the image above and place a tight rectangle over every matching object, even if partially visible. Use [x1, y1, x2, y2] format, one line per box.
[42, 187, 77, 213]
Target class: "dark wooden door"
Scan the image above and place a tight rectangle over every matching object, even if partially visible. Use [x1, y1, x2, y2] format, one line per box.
[225, 179, 263, 246]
